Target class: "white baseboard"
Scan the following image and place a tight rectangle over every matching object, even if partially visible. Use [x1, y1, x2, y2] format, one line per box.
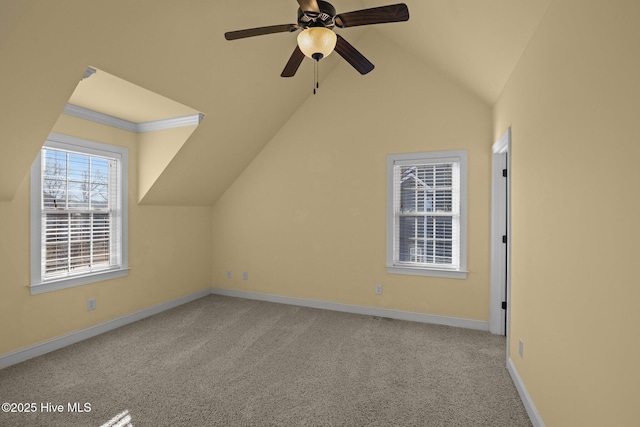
[507, 357, 545, 427]
[0, 288, 211, 369]
[210, 287, 489, 331]
[1, 287, 489, 370]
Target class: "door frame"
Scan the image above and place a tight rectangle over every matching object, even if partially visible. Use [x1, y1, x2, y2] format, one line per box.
[490, 128, 511, 339]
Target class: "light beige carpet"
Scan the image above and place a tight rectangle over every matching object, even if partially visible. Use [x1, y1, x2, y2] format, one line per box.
[0, 295, 531, 426]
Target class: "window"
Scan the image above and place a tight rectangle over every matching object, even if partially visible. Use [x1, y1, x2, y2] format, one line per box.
[30, 134, 128, 294]
[387, 150, 467, 279]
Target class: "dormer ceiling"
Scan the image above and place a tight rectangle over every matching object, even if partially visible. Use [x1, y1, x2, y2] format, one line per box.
[0, 0, 551, 205]
[69, 68, 200, 124]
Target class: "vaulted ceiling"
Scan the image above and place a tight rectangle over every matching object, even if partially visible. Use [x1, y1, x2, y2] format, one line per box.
[0, 0, 551, 205]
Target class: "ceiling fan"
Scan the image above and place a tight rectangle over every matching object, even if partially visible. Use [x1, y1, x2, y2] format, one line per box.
[224, 0, 409, 80]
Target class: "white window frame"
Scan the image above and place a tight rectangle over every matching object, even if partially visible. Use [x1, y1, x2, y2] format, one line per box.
[30, 133, 128, 295]
[386, 150, 467, 279]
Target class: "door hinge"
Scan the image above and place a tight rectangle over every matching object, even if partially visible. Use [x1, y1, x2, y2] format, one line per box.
[501, 301, 507, 310]
[502, 235, 507, 244]
[502, 168, 508, 177]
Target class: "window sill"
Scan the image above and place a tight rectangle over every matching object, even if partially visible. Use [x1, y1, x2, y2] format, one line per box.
[387, 265, 467, 279]
[30, 268, 129, 295]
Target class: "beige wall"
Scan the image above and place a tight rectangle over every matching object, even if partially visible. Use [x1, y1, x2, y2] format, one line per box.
[138, 125, 198, 203]
[212, 31, 493, 321]
[0, 115, 212, 356]
[494, 0, 640, 425]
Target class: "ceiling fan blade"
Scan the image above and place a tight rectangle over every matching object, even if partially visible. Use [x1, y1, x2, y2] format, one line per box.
[335, 3, 409, 28]
[334, 35, 374, 75]
[281, 45, 306, 77]
[297, 0, 320, 13]
[224, 24, 298, 41]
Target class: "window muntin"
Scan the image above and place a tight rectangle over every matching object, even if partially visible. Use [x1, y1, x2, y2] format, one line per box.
[387, 151, 467, 278]
[31, 134, 128, 294]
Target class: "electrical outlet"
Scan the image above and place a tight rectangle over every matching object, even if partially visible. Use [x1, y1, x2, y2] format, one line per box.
[242, 272, 248, 280]
[518, 339, 524, 358]
[375, 284, 383, 295]
[226, 271, 232, 279]
[87, 298, 96, 311]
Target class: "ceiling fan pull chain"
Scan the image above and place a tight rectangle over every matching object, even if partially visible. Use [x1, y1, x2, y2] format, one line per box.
[313, 60, 318, 95]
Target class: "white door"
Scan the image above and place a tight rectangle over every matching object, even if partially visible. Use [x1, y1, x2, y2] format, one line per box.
[490, 129, 511, 339]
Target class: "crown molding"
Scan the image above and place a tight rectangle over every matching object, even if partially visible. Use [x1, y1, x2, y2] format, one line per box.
[82, 67, 97, 80]
[63, 104, 203, 133]
[64, 104, 138, 132]
[137, 113, 204, 132]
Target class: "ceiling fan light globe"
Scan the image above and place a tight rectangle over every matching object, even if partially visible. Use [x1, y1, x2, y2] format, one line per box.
[297, 27, 337, 59]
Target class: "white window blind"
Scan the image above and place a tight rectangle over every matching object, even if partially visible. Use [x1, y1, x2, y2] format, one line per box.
[31, 134, 128, 294]
[41, 148, 121, 278]
[387, 151, 467, 279]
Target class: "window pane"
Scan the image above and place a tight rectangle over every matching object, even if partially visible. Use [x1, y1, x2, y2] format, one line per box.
[43, 211, 113, 276]
[45, 242, 69, 275]
[398, 215, 454, 265]
[70, 241, 91, 270]
[433, 190, 452, 212]
[69, 213, 91, 240]
[91, 158, 109, 184]
[43, 150, 66, 180]
[434, 216, 452, 239]
[91, 184, 109, 209]
[93, 240, 110, 264]
[93, 214, 110, 240]
[43, 149, 68, 209]
[67, 181, 89, 209]
[67, 153, 89, 182]
[434, 164, 452, 186]
[434, 240, 452, 264]
[399, 163, 454, 214]
[43, 179, 66, 209]
[45, 214, 69, 243]
[398, 216, 417, 262]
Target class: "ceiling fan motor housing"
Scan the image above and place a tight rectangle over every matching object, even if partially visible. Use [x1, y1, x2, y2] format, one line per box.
[298, 0, 337, 29]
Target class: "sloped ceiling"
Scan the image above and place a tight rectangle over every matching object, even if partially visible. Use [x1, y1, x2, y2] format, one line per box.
[0, 0, 551, 205]
[68, 69, 200, 123]
[372, 0, 552, 104]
